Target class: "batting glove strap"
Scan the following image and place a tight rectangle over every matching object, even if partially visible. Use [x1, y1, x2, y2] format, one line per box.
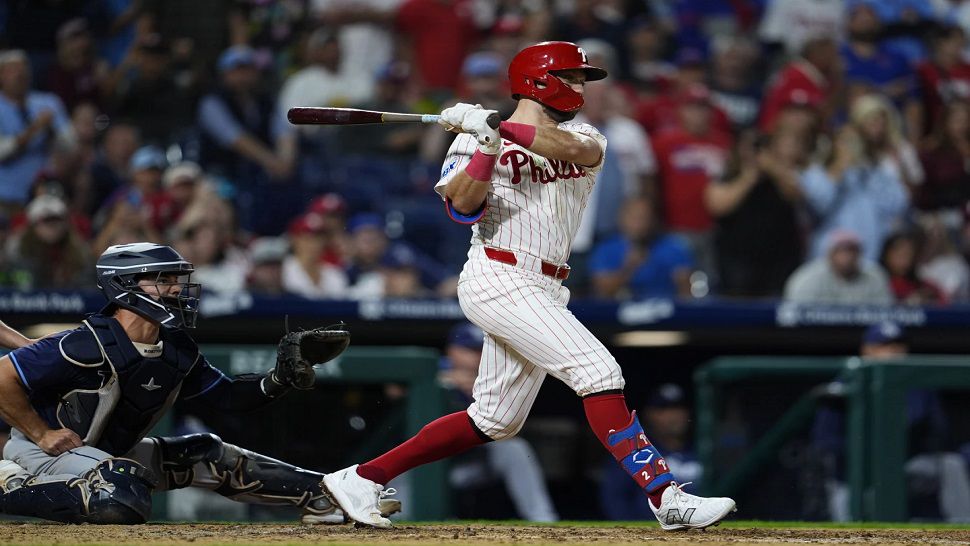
[462, 109, 501, 153]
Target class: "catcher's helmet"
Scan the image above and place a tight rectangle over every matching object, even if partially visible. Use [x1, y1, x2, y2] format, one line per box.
[508, 41, 607, 113]
[96, 242, 201, 329]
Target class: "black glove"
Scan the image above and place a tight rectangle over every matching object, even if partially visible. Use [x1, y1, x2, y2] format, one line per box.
[272, 322, 350, 391]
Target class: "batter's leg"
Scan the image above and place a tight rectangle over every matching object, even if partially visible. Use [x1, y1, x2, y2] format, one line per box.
[457, 268, 734, 527]
[466, 333, 547, 440]
[325, 331, 541, 527]
[356, 332, 545, 487]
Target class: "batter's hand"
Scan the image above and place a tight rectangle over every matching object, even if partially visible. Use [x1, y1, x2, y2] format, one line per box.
[462, 108, 501, 153]
[37, 428, 83, 456]
[438, 102, 481, 133]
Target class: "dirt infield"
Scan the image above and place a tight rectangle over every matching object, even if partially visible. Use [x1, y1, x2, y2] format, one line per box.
[2, 522, 970, 546]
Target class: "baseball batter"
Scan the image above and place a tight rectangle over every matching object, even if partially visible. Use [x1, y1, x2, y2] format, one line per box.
[325, 42, 736, 529]
[0, 243, 397, 524]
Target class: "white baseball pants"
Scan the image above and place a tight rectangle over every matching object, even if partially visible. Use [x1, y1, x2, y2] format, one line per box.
[457, 245, 625, 440]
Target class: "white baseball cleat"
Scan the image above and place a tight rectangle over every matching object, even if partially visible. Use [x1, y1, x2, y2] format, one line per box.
[322, 465, 396, 528]
[649, 482, 736, 531]
[301, 497, 403, 525]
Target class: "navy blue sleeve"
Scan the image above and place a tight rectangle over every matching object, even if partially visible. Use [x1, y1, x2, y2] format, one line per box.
[7, 333, 74, 393]
[179, 356, 230, 401]
[179, 357, 278, 411]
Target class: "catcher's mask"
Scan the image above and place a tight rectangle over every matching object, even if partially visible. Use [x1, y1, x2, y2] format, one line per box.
[96, 242, 202, 329]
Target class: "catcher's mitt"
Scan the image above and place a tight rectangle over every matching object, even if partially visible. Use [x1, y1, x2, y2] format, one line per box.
[274, 322, 350, 390]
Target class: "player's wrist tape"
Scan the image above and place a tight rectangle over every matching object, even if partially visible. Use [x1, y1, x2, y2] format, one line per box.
[466, 150, 497, 182]
[499, 121, 536, 147]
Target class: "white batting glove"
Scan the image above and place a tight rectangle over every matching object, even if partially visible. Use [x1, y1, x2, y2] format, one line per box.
[462, 108, 501, 154]
[437, 102, 481, 132]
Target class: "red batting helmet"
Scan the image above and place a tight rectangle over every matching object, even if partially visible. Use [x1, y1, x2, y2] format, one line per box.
[508, 41, 608, 113]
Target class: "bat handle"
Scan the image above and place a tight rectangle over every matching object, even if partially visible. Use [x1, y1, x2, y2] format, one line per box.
[486, 112, 501, 130]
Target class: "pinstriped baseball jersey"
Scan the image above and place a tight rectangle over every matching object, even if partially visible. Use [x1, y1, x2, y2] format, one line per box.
[434, 121, 624, 441]
[434, 122, 608, 264]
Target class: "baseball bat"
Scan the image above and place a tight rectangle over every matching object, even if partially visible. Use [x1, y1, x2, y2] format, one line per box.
[286, 107, 501, 130]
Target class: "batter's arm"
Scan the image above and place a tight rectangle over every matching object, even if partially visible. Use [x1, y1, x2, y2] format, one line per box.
[530, 127, 603, 167]
[444, 171, 491, 215]
[500, 121, 604, 168]
[0, 356, 82, 455]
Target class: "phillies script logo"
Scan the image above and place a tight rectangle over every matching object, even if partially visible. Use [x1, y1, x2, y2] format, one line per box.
[500, 149, 587, 185]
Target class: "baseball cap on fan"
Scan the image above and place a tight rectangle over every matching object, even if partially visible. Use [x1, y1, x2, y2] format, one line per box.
[376, 61, 410, 83]
[163, 162, 202, 188]
[448, 322, 485, 351]
[463, 52, 503, 78]
[781, 88, 822, 111]
[249, 236, 289, 264]
[675, 47, 707, 68]
[863, 321, 907, 345]
[130, 146, 167, 172]
[218, 45, 257, 72]
[26, 194, 68, 223]
[287, 213, 326, 236]
[646, 383, 687, 409]
[381, 244, 421, 271]
[680, 83, 712, 105]
[308, 193, 347, 216]
[347, 212, 384, 234]
[826, 229, 863, 252]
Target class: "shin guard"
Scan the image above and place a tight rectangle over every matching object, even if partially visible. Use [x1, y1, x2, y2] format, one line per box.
[606, 412, 674, 494]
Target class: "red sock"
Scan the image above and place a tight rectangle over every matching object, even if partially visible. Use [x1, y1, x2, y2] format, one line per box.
[584, 392, 670, 508]
[356, 411, 487, 485]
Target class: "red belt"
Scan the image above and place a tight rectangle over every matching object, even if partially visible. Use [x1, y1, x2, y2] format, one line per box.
[484, 247, 571, 280]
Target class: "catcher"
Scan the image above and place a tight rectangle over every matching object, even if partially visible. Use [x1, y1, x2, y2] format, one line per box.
[0, 242, 397, 524]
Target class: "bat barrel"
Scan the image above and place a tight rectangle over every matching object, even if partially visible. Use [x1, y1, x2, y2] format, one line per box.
[287, 107, 385, 125]
[287, 107, 502, 128]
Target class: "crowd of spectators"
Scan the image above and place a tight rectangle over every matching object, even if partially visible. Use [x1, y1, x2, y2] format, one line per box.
[3, 0, 970, 306]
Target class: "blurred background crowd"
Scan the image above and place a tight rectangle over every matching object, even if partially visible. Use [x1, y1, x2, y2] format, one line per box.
[3, 0, 970, 305]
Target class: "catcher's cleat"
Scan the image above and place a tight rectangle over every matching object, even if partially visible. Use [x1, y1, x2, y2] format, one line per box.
[0, 460, 28, 493]
[301, 497, 402, 525]
[649, 482, 736, 531]
[322, 465, 396, 528]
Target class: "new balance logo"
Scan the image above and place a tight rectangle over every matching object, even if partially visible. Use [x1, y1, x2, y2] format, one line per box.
[665, 508, 696, 525]
[141, 377, 161, 391]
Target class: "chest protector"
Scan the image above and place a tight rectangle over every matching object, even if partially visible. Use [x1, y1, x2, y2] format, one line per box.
[56, 315, 200, 455]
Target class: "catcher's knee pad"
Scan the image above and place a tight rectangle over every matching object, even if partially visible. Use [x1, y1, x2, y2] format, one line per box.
[0, 458, 155, 524]
[154, 433, 225, 488]
[84, 458, 156, 524]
